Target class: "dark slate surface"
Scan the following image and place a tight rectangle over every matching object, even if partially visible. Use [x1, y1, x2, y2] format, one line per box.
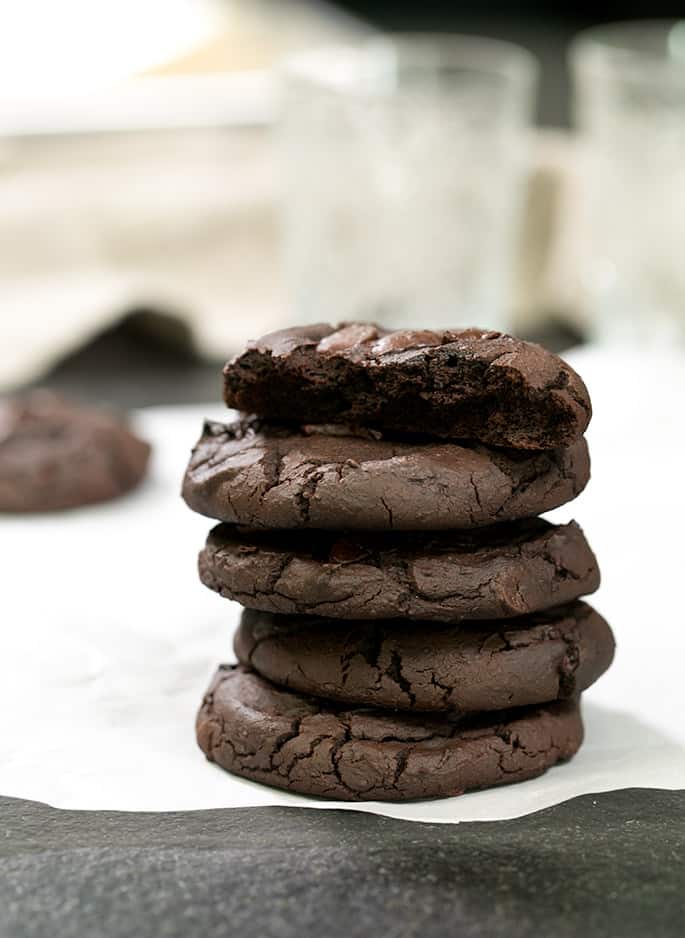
[1, 789, 683, 938]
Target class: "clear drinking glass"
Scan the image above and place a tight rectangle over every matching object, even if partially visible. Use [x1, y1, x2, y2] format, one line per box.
[279, 35, 537, 330]
[571, 20, 685, 344]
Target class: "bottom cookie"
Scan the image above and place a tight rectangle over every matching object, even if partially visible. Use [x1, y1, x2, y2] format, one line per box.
[196, 665, 583, 802]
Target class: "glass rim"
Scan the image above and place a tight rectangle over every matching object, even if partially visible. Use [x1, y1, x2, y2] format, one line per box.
[282, 33, 538, 91]
[570, 18, 685, 73]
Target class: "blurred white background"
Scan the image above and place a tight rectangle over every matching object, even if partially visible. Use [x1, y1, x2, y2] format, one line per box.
[0, 0, 628, 394]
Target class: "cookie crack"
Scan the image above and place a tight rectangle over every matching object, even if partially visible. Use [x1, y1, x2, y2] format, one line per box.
[557, 626, 581, 698]
[541, 546, 581, 582]
[340, 625, 384, 687]
[268, 717, 303, 772]
[384, 650, 416, 708]
[468, 471, 483, 517]
[392, 749, 410, 788]
[291, 465, 322, 524]
[278, 733, 330, 777]
[379, 497, 394, 528]
[328, 717, 354, 796]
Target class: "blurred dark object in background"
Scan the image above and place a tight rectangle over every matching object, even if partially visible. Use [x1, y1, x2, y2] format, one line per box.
[337, 0, 684, 16]
[335, 2, 685, 125]
[31, 312, 223, 409]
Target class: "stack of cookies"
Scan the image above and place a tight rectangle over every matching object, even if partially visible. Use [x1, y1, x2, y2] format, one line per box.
[183, 324, 614, 802]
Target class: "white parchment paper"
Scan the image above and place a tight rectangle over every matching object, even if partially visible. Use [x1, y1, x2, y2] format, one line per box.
[1, 345, 683, 822]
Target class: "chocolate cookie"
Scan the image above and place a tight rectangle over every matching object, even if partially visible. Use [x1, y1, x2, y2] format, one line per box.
[223, 324, 591, 450]
[197, 665, 584, 801]
[199, 518, 600, 621]
[235, 602, 614, 712]
[183, 418, 590, 530]
[0, 391, 151, 512]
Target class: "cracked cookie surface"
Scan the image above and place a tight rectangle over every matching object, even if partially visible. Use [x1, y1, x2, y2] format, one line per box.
[0, 390, 150, 512]
[196, 665, 584, 801]
[183, 418, 590, 530]
[235, 602, 615, 712]
[199, 518, 600, 621]
[223, 323, 591, 450]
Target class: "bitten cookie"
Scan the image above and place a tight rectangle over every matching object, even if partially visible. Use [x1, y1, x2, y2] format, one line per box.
[182, 418, 590, 530]
[199, 519, 600, 621]
[0, 391, 151, 512]
[223, 324, 591, 450]
[235, 602, 615, 712]
[197, 665, 584, 801]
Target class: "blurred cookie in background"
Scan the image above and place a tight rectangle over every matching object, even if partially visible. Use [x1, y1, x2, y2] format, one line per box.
[0, 390, 150, 512]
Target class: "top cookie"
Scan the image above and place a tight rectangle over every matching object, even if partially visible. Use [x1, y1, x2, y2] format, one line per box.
[0, 391, 151, 513]
[223, 323, 591, 450]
